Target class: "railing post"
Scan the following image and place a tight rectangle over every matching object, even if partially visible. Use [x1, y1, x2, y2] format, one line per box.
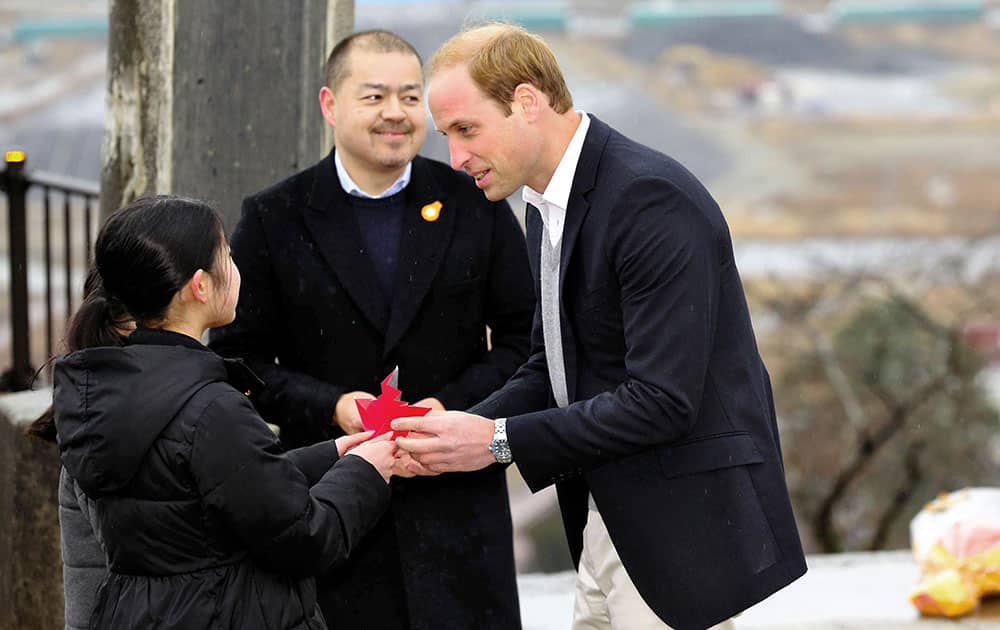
[2, 151, 33, 391]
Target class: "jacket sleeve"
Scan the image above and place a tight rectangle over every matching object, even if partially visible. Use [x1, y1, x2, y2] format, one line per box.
[59, 467, 107, 630]
[507, 177, 723, 492]
[434, 200, 536, 410]
[190, 389, 390, 577]
[284, 440, 341, 486]
[210, 197, 344, 444]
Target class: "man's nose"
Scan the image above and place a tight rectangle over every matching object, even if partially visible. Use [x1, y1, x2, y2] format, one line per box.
[448, 138, 470, 171]
[382, 96, 405, 120]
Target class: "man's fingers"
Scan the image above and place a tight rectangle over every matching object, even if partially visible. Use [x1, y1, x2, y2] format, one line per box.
[391, 456, 417, 478]
[409, 451, 456, 468]
[394, 435, 442, 454]
[391, 417, 435, 434]
[392, 416, 440, 435]
[403, 457, 440, 476]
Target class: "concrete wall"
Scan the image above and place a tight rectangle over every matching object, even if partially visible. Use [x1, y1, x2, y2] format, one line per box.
[0, 389, 61, 630]
[519, 552, 1000, 629]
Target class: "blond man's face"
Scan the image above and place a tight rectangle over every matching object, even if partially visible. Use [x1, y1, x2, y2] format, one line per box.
[428, 66, 534, 201]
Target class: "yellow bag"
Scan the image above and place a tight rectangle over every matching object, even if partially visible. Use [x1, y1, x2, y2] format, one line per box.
[909, 488, 1000, 618]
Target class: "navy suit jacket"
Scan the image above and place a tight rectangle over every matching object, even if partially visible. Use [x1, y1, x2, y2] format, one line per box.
[473, 116, 806, 629]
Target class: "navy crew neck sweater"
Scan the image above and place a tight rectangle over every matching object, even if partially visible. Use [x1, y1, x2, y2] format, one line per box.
[347, 189, 406, 306]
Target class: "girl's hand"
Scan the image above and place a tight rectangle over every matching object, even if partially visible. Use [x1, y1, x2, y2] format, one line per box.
[345, 433, 398, 483]
[335, 430, 376, 457]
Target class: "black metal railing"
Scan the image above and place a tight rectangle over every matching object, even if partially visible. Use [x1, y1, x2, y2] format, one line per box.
[1, 151, 99, 391]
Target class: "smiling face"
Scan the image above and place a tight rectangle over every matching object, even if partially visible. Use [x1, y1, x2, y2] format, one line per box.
[428, 65, 540, 201]
[321, 48, 427, 180]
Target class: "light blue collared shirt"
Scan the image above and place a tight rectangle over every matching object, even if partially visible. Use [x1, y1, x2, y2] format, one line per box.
[334, 150, 412, 199]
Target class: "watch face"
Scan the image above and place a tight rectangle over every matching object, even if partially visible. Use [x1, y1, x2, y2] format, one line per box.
[491, 418, 511, 463]
[491, 440, 512, 463]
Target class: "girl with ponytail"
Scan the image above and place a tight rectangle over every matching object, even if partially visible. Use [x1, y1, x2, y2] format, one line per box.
[52, 195, 397, 630]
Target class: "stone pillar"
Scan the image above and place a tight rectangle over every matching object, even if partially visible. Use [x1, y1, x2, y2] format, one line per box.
[101, 0, 355, 231]
[0, 389, 60, 630]
[323, 0, 355, 156]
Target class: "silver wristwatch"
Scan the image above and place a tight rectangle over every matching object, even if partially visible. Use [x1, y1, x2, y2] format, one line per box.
[488, 417, 512, 464]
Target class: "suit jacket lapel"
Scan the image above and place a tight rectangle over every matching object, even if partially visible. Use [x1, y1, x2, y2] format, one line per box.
[559, 115, 611, 402]
[383, 157, 453, 355]
[302, 151, 390, 333]
[524, 204, 542, 296]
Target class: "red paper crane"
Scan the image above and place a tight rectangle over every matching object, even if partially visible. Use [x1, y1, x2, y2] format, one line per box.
[356, 370, 431, 440]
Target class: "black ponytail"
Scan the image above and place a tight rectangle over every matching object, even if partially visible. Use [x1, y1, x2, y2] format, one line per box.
[64, 267, 132, 352]
[26, 267, 131, 443]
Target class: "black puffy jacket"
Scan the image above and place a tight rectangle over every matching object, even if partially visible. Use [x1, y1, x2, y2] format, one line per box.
[53, 328, 391, 629]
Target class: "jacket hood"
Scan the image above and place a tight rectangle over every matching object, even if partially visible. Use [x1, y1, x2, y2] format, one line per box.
[53, 343, 230, 496]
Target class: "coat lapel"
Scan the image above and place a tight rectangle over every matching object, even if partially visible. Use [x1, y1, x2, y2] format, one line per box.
[559, 115, 611, 403]
[302, 151, 390, 333]
[524, 204, 542, 296]
[383, 157, 454, 355]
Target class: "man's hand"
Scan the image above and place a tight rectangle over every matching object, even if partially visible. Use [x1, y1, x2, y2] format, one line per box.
[334, 391, 375, 434]
[392, 411, 497, 473]
[391, 449, 440, 478]
[414, 397, 445, 412]
[335, 430, 376, 457]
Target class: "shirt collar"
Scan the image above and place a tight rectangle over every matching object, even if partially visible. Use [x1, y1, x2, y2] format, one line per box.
[334, 150, 412, 199]
[521, 112, 590, 213]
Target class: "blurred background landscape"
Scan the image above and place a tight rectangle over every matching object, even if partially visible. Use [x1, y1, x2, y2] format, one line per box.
[2, 0, 999, 576]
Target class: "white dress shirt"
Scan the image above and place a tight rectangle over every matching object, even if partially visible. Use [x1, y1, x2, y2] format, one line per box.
[521, 112, 591, 247]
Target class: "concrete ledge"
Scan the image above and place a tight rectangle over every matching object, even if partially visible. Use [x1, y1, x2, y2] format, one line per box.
[0, 388, 61, 630]
[517, 551, 1000, 629]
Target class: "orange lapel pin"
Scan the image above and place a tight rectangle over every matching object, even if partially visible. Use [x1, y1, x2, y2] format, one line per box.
[421, 200, 443, 222]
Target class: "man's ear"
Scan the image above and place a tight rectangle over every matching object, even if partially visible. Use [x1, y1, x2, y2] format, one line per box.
[189, 269, 211, 305]
[513, 83, 543, 120]
[319, 86, 337, 128]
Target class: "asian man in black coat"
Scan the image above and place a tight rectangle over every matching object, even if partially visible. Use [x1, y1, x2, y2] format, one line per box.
[211, 30, 534, 630]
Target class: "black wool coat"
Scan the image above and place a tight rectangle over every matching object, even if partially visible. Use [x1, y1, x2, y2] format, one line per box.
[472, 116, 808, 630]
[210, 152, 534, 630]
[54, 328, 391, 630]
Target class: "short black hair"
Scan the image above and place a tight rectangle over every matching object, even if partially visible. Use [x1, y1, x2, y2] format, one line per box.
[324, 29, 423, 92]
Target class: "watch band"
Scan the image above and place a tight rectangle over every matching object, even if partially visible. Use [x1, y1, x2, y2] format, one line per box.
[489, 417, 512, 464]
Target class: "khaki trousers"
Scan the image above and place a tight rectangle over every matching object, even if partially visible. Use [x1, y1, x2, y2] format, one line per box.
[571, 509, 736, 630]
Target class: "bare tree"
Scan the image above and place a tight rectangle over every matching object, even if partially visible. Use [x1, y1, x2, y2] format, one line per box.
[747, 256, 1000, 553]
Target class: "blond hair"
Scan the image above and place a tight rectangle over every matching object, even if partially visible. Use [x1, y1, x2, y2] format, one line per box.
[429, 23, 573, 116]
